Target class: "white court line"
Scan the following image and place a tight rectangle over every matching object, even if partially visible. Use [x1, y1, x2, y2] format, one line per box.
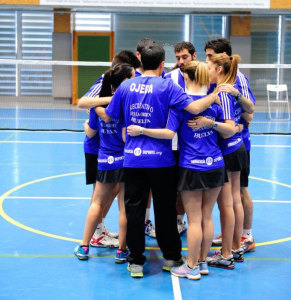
[5, 196, 291, 203]
[0, 141, 83, 144]
[171, 275, 182, 300]
[0, 130, 84, 133]
[252, 145, 291, 148]
[0, 117, 86, 121]
[1, 141, 291, 147]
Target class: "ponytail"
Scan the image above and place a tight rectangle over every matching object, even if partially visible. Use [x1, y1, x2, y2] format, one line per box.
[99, 69, 114, 97]
[184, 61, 210, 88]
[99, 63, 134, 97]
[210, 53, 241, 92]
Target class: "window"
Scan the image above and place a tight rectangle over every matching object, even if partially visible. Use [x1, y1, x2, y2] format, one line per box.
[0, 11, 17, 95]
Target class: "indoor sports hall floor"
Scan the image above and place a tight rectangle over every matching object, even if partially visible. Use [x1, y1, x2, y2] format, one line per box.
[0, 107, 290, 299]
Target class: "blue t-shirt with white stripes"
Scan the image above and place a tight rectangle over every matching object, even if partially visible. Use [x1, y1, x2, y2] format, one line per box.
[217, 91, 243, 156]
[105, 75, 193, 168]
[207, 72, 256, 151]
[164, 68, 186, 91]
[166, 95, 225, 171]
[83, 75, 103, 155]
[236, 71, 256, 151]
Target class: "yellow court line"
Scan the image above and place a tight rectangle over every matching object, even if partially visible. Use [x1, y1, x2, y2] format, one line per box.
[0, 172, 84, 243]
[0, 254, 291, 261]
[0, 172, 290, 248]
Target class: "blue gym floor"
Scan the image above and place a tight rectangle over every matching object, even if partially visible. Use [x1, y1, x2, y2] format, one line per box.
[0, 109, 290, 299]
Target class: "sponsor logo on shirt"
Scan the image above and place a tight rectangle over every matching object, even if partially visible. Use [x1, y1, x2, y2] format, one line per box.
[98, 155, 124, 164]
[227, 138, 242, 147]
[125, 148, 163, 156]
[190, 156, 223, 165]
[134, 148, 142, 156]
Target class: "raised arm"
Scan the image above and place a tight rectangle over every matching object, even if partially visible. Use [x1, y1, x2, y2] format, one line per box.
[78, 96, 112, 109]
[218, 84, 255, 114]
[184, 93, 218, 115]
[187, 116, 241, 139]
[127, 125, 175, 139]
[95, 107, 112, 123]
[83, 120, 98, 138]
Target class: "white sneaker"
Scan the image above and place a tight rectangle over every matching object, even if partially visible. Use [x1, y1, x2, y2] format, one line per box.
[177, 220, 187, 235]
[104, 225, 119, 239]
[90, 231, 119, 248]
[145, 219, 156, 238]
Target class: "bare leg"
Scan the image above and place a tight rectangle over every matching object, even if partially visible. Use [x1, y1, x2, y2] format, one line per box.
[199, 187, 221, 261]
[81, 182, 117, 245]
[218, 171, 235, 258]
[117, 183, 127, 250]
[181, 190, 202, 268]
[232, 171, 244, 250]
[102, 183, 119, 219]
[241, 187, 253, 231]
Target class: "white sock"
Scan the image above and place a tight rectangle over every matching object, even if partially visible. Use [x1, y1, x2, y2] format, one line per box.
[243, 229, 252, 239]
[177, 215, 184, 223]
[145, 208, 151, 221]
[94, 223, 103, 236]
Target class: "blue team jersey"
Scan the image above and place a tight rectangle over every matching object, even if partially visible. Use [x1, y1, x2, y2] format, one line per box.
[218, 91, 243, 156]
[167, 95, 225, 171]
[83, 75, 104, 155]
[236, 71, 256, 151]
[84, 108, 100, 155]
[164, 68, 186, 91]
[207, 71, 256, 151]
[89, 109, 124, 171]
[105, 75, 193, 168]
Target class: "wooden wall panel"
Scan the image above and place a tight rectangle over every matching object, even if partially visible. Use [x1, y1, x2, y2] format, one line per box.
[54, 10, 71, 33]
[271, 0, 291, 9]
[231, 16, 251, 36]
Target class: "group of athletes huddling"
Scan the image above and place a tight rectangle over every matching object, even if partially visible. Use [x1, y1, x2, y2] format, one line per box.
[74, 37, 256, 280]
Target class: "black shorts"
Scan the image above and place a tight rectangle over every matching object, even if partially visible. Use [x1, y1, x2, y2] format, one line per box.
[177, 167, 226, 191]
[85, 153, 98, 185]
[223, 143, 248, 172]
[240, 151, 250, 187]
[97, 168, 125, 184]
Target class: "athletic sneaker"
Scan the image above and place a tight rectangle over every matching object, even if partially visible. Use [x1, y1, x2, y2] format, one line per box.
[171, 263, 201, 280]
[90, 232, 119, 248]
[232, 248, 244, 262]
[162, 257, 185, 272]
[127, 263, 143, 278]
[74, 245, 89, 260]
[207, 251, 235, 269]
[212, 234, 222, 246]
[241, 235, 256, 253]
[104, 225, 119, 239]
[145, 219, 156, 238]
[199, 261, 209, 275]
[115, 249, 129, 264]
[177, 220, 187, 235]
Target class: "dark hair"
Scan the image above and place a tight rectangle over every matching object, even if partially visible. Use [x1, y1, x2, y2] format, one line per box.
[174, 41, 196, 55]
[99, 63, 133, 97]
[136, 38, 156, 53]
[111, 50, 140, 69]
[204, 38, 232, 56]
[141, 44, 165, 71]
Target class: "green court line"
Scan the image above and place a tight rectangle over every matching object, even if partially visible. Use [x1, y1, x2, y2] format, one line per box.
[0, 254, 290, 261]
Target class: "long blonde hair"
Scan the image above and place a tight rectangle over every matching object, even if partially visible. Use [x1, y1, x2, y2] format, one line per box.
[209, 53, 241, 92]
[184, 60, 210, 89]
